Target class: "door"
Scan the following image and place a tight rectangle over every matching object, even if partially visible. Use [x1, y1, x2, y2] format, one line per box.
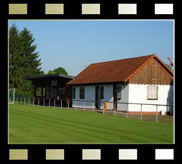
[95, 86, 102, 109]
[95, 86, 100, 109]
[113, 84, 117, 110]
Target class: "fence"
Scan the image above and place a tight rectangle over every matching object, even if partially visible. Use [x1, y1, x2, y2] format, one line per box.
[9, 90, 34, 105]
[9, 96, 173, 123]
[13, 95, 34, 105]
[71, 99, 173, 123]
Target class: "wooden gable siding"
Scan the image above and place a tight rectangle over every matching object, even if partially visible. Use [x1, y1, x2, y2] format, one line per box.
[128, 57, 173, 85]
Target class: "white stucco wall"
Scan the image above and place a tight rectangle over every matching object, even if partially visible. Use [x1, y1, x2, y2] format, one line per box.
[128, 84, 173, 114]
[72, 85, 114, 110]
[72, 86, 95, 109]
[117, 84, 129, 111]
[71, 83, 173, 114]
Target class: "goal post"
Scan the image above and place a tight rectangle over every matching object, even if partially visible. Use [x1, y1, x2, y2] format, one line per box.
[9, 88, 15, 104]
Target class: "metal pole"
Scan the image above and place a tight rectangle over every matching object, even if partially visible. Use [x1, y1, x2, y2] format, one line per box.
[156, 105, 158, 122]
[140, 104, 143, 120]
[38, 98, 40, 106]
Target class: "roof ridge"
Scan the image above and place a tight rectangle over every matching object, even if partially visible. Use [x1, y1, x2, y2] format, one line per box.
[90, 54, 156, 65]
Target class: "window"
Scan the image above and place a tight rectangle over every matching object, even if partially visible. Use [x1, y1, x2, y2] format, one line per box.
[42, 88, 46, 97]
[73, 88, 76, 99]
[100, 86, 104, 99]
[80, 87, 85, 99]
[36, 87, 45, 97]
[36, 87, 42, 96]
[147, 86, 158, 100]
[117, 85, 122, 100]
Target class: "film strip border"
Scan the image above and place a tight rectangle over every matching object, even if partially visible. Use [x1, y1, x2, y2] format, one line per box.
[8, 3, 174, 15]
[8, 148, 175, 161]
[6, 1, 175, 18]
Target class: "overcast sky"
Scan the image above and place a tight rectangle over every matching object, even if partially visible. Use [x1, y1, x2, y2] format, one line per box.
[9, 20, 174, 76]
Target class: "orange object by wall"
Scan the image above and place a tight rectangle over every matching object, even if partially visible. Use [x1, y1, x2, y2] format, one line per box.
[104, 102, 108, 111]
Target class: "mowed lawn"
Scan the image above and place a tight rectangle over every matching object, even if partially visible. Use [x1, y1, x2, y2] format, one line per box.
[9, 104, 173, 144]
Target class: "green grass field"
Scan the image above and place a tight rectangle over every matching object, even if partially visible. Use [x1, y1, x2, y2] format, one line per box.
[9, 104, 173, 144]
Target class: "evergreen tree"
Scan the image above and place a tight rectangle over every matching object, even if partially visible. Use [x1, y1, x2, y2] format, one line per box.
[9, 24, 23, 90]
[9, 24, 43, 95]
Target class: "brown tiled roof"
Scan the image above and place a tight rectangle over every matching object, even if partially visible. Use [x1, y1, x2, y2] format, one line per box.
[68, 54, 172, 85]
